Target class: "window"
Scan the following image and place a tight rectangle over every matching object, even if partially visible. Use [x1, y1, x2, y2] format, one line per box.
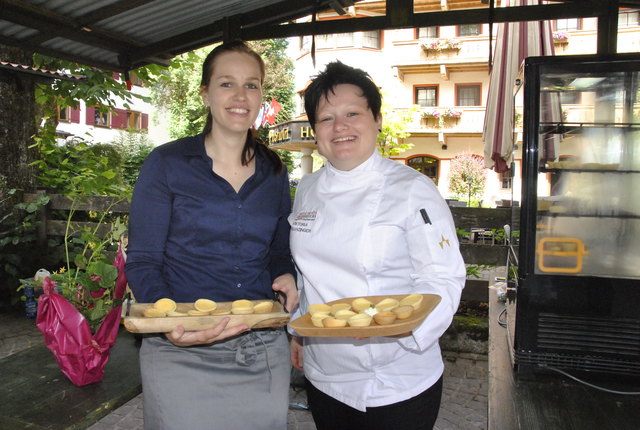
[560, 91, 580, 105]
[500, 170, 512, 189]
[58, 106, 70, 122]
[362, 30, 381, 49]
[316, 34, 332, 49]
[415, 86, 438, 107]
[619, 9, 639, 26]
[408, 156, 439, 183]
[336, 33, 354, 48]
[456, 84, 481, 106]
[555, 18, 580, 31]
[127, 111, 142, 129]
[417, 27, 438, 39]
[300, 35, 311, 53]
[93, 110, 109, 127]
[458, 24, 480, 36]
[298, 92, 306, 114]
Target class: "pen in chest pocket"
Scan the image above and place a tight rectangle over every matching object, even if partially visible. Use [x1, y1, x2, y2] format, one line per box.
[420, 208, 431, 225]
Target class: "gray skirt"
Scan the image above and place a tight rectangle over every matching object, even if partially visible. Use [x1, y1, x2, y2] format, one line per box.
[140, 328, 291, 430]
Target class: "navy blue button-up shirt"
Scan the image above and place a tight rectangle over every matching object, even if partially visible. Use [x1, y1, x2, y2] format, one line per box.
[125, 134, 295, 303]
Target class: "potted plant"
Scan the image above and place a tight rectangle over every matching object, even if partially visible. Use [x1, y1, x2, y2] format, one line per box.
[22, 196, 128, 386]
[422, 108, 462, 128]
[420, 38, 462, 53]
[552, 31, 569, 44]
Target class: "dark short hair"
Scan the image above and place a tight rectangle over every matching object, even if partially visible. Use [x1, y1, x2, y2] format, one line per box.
[304, 61, 382, 130]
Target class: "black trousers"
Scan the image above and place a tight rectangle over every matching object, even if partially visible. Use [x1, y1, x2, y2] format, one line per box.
[305, 375, 443, 430]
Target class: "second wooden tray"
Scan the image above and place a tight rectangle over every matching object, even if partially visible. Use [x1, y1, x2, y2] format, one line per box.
[289, 294, 441, 337]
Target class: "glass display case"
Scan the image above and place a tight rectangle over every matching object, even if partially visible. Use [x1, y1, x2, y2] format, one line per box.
[513, 54, 640, 378]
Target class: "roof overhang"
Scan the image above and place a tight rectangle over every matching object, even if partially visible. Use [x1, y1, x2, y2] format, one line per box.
[394, 59, 489, 80]
[1, 0, 636, 72]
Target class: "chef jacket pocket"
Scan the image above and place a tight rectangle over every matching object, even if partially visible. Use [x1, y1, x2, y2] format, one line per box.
[406, 220, 457, 273]
[364, 224, 405, 272]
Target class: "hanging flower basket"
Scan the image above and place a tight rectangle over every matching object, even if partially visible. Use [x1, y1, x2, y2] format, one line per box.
[420, 38, 461, 52]
[552, 31, 569, 44]
[35, 246, 128, 386]
[422, 108, 462, 128]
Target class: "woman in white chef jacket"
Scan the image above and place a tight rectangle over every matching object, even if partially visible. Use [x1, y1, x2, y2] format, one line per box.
[288, 61, 466, 430]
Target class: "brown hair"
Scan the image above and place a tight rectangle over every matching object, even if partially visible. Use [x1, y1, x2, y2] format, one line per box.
[200, 40, 282, 172]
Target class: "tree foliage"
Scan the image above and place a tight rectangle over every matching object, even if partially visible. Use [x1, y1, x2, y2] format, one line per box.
[448, 153, 487, 205]
[377, 104, 418, 157]
[109, 130, 156, 186]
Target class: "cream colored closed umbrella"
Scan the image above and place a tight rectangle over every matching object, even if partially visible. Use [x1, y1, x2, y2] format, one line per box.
[483, 0, 556, 173]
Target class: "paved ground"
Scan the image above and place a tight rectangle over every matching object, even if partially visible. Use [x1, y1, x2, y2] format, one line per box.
[0, 312, 487, 430]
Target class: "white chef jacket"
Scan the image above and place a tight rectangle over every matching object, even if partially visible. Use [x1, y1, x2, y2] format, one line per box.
[288, 151, 466, 412]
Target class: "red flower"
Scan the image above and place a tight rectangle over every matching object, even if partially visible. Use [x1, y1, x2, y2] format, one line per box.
[90, 288, 106, 298]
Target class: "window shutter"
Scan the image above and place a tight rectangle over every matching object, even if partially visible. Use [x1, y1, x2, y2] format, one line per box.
[112, 108, 127, 129]
[86, 106, 95, 124]
[141, 113, 149, 130]
[70, 108, 80, 123]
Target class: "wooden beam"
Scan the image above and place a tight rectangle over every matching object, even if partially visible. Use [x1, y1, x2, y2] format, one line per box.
[596, 0, 619, 55]
[388, 0, 414, 27]
[241, 2, 602, 41]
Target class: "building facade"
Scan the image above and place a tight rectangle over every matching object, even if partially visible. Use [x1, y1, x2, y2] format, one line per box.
[271, 0, 639, 206]
[56, 72, 170, 147]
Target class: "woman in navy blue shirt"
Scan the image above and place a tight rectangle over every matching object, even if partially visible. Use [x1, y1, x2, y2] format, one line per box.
[125, 40, 298, 430]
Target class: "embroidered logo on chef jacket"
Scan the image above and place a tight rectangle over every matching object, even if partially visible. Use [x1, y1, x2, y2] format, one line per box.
[291, 210, 317, 233]
[438, 234, 451, 249]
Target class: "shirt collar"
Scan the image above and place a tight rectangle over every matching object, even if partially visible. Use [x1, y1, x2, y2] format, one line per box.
[184, 133, 270, 177]
[326, 150, 381, 176]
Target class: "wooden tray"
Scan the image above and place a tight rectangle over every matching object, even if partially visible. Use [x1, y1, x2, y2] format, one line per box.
[289, 294, 441, 337]
[123, 300, 289, 333]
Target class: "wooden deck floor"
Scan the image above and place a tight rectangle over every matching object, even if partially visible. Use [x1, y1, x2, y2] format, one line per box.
[0, 328, 141, 429]
[488, 287, 640, 430]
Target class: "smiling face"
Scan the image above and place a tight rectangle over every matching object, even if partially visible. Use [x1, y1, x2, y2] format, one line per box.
[201, 51, 263, 137]
[314, 84, 382, 171]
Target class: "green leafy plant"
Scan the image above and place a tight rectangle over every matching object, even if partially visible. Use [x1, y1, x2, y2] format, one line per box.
[466, 264, 494, 279]
[110, 129, 155, 186]
[377, 103, 417, 157]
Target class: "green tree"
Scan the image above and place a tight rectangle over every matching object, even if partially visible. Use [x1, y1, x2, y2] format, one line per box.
[377, 104, 418, 158]
[448, 153, 487, 206]
[109, 130, 155, 186]
[148, 49, 208, 139]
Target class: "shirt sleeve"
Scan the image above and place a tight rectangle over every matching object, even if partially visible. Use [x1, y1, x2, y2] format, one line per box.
[397, 176, 466, 352]
[124, 149, 174, 302]
[267, 169, 296, 281]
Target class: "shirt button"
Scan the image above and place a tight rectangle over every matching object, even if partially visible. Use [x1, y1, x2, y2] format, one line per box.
[236, 283, 242, 288]
[234, 266, 240, 271]
[237, 204, 242, 209]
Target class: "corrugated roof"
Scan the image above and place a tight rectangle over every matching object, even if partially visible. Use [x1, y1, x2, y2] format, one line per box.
[1, 0, 635, 72]
[0, 0, 349, 71]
